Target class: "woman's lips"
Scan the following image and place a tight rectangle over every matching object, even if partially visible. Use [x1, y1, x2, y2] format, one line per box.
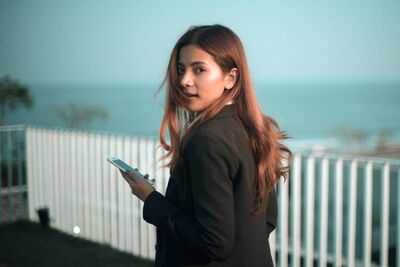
[185, 92, 198, 98]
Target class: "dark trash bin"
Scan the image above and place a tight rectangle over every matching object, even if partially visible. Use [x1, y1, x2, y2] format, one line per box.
[37, 207, 50, 228]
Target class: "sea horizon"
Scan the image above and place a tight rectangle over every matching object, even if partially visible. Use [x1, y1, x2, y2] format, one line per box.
[4, 80, 400, 152]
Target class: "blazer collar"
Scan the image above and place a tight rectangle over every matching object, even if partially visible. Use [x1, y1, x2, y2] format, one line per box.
[186, 102, 238, 131]
[214, 102, 238, 119]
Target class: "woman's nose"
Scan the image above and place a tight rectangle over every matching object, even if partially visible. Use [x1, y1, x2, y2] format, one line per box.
[180, 71, 193, 87]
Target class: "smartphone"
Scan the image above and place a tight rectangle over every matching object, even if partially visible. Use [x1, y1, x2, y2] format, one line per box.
[107, 156, 155, 186]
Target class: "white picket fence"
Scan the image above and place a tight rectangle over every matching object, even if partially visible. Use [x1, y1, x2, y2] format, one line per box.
[1, 125, 399, 266]
[25, 126, 169, 259]
[274, 154, 399, 267]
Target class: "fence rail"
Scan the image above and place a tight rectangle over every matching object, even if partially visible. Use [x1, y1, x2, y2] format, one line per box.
[1, 125, 399, 267]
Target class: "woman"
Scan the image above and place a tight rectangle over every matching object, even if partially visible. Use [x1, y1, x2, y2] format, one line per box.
[120, 24, 292, 267]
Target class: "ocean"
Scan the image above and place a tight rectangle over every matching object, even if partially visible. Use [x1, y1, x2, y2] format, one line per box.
[4, 81, 400, 151]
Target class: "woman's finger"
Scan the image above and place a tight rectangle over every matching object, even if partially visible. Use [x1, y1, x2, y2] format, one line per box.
[119, 169, 134, 183]
[122, 170, 142, 185]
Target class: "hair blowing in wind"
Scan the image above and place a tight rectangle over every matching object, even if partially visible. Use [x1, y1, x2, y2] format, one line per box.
[156, 24, 292, 214]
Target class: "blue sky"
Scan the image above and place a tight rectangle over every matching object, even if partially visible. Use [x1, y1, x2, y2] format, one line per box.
[1, 0, 399, 85]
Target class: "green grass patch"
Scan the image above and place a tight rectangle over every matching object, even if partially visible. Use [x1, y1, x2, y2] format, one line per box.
[0, 220, 154, 267]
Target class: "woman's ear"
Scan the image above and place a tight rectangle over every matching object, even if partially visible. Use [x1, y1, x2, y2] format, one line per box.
[224, 68, 238, 90]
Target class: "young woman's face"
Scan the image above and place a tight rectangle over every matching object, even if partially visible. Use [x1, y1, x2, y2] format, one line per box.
[177, 45, 231, 112]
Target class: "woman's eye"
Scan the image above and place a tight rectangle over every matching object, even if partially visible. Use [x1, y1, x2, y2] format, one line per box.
[195, 67, 205, 73]
[177, 67, 185, 74]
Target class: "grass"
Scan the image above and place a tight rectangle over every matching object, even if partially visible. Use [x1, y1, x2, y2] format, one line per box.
[0, 220, 154, 267]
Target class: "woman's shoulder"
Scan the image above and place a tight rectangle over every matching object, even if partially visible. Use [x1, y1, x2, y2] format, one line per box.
[183, 118, 242, 173]
[186, 120, 225, 150]
[192, 115, 238, 142]
[185, 114, 246, 157]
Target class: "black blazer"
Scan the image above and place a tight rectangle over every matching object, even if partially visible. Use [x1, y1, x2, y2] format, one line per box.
[143, 103, 277, 267]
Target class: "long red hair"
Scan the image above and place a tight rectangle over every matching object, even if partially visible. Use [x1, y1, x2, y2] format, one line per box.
[156, 25, 292, 214]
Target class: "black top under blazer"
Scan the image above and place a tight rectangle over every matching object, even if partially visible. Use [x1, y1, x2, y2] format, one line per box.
[143, 103, 277, 267]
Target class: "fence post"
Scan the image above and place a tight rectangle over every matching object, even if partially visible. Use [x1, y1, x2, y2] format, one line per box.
[363, 161, 373, 267]
[7, 130, 13, 221]
[292, 154, 302, 267]
[18, 127, 25, 218]
[319, 157, 329, 267]
[334, 158, 343, 267]
[279, 170, 289, 267]
[347, 160, 358, 267]
[380, 163, 390, 267]
[305, 156, 315, 267]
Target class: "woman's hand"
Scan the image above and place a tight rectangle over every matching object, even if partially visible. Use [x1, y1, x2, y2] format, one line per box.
[119, 169, 155, 202]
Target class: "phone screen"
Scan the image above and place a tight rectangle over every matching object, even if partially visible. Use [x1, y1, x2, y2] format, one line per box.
[111, 159, 134, 173]
[107, 156, 155, 186]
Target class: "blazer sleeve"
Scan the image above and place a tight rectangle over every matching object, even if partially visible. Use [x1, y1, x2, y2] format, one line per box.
[142, 133, 239, 261]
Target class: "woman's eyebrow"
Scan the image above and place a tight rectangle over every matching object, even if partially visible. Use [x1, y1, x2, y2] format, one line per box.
[177, 61, 207, 66]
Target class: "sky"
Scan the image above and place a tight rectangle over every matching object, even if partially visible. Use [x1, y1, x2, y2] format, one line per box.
[0, 0, 399, 85]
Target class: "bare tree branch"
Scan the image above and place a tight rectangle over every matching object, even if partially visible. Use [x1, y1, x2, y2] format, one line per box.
[53, 102, 108, 129]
